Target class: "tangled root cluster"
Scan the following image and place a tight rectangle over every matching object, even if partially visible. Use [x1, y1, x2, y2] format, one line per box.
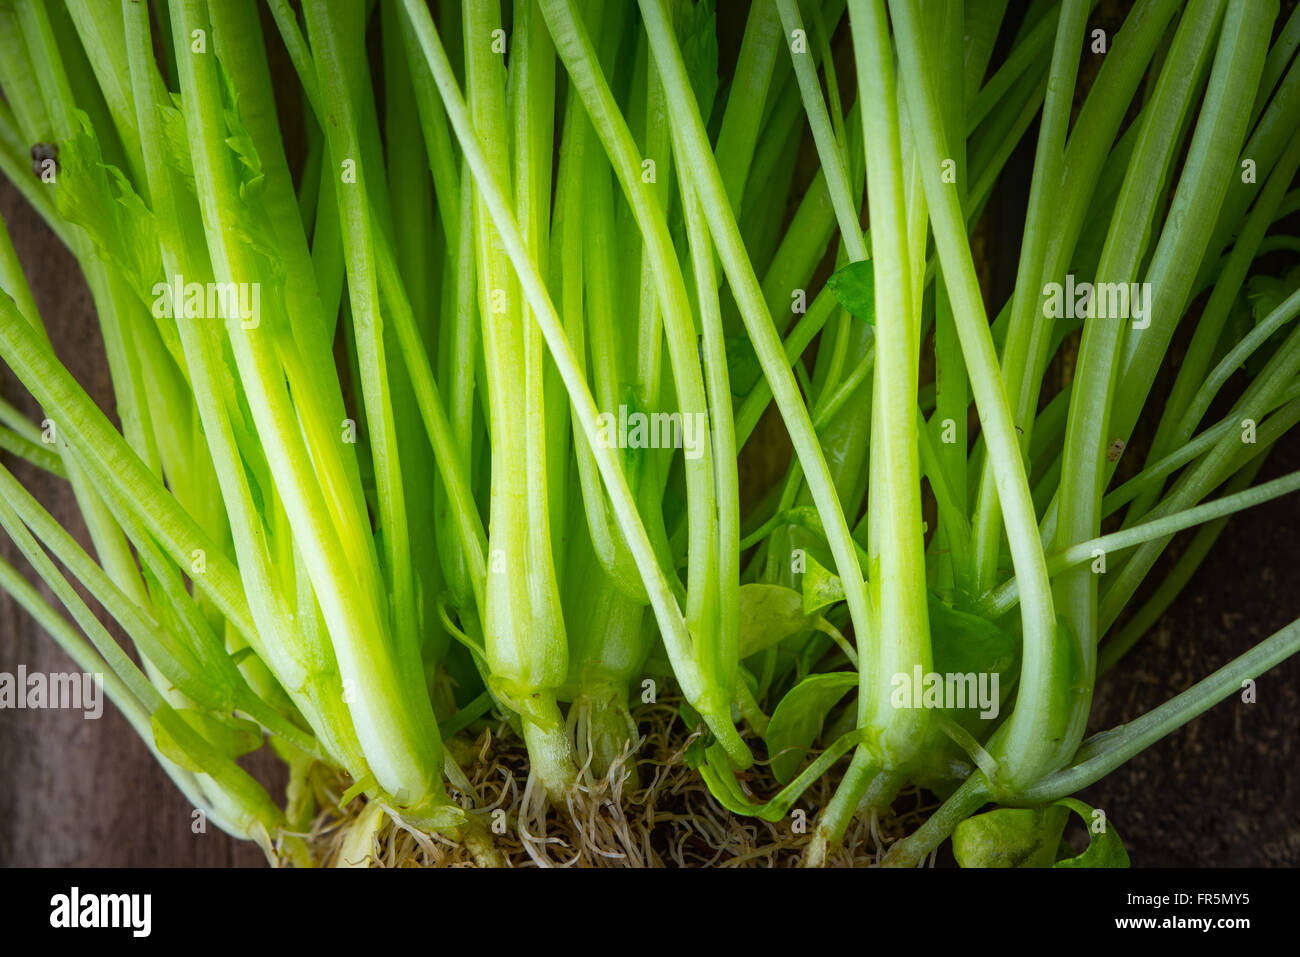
[304, 698, 939, 868]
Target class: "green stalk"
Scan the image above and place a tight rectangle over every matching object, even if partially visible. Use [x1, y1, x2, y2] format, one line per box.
[435, 167, 481, 613]
[982, 468, 1300, 618]
[1175, 289, 1300, 447]
[399, 0, 751, 765]
[460, 0, 575, 800]
[537, 0, 722, 672]
[1016, 616, 1300, 803]
[305, 0, 422, 677]
[1101, 383, 1300, 517]
[171, 0, 443, 815]
[968, 0, 1090, 593]
[551, 20, 645, 601]
[1099, 453, 1270, 673]
[713, 0, 784, 212]
[969, 0, 1183, 582]
[7, 1, 171, 623]
[888, 0, 1058, 793]
[121, 0, 364, 774]
[0, 555, 254, 837]
[1111, 0, 1276, 447]
[678, 144, 741, 741]
[564, 0, 650, 602]
[0, 460, 316, 754]
[840, 0, 930, 772]
[964, 2, 1056, 133]
[1051, 0, 1271, 784]
[1126, 124, 1300, 521]
[1250, 0, 1300, 127]
[639, 0, 877, 710]
[1098, 322, 1300, 633]
[0, 481, 284, 838]
[0, 295, 262, 654]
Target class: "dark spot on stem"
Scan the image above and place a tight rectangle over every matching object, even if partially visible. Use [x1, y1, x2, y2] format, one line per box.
[30, 143, 57, 178]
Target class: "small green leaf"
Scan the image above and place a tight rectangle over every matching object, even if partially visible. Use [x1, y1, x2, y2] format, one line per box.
[676, 699, 711, 769]
[911, 596, 1021, 790]
[738, 584, 816, 658]
[1245, 266, 1300, 325]
[159, 94, 196, 193]
[684, 735, 708, 770]
[212, 64, 284, 283]
[218, 60, 265, 198]
[340, 772, 378, 807]
[929, 598, 1018, 684]
[765, 672, 857, 783]
[801, 553, 846, 615]
[100, 164, 162, 297]
[952, 799, 1130, 868]
[407, 802, 467, 831]
[1243, 265, 1300, 375]
[927, 596, 1019, 734]
[827, 260, 876, 323]
[1051, 798, 1130, 868]
[697, 744, 757, 814]
[697, 730, 869, 823]
[953, 805, 1069, 868]
[54, 113, 160, 298]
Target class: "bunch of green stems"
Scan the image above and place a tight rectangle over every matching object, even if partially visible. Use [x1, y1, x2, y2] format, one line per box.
[0, 0, 1298, 867]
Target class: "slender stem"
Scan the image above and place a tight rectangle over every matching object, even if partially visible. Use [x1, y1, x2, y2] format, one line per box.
[537, 0, 720, 660]
[844, 0, 930, 772]
[982, 468, 1300, 617]
[1099, 454, 1269, 673]
[881, 772, 991, 867]
[176, 0, 439, 811]
[969, 0, 1090, 593]
[889, 0, 1058, 791]
[1016, 616, 1300, 804]
[460, 0, 574, 799]
[639, 0, 878, 682]
[399, 0, 751, 766]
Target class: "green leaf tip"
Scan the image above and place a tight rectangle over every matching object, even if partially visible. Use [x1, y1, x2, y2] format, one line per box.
[827, 259, 875, 323]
